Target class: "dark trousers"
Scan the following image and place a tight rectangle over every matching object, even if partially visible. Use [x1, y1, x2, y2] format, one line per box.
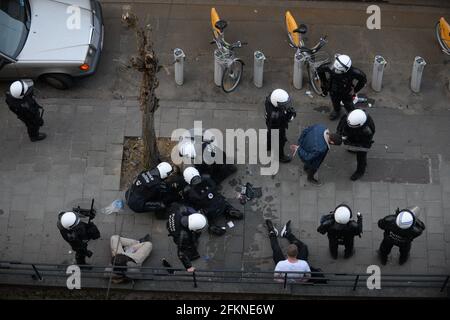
[270, 233, 309, 264]
[328, 235, 354, 257]
[72, 243, 89, 265]
[267, 127, 287, 156]
[331, 92, 354, 114]
[303, 164, 318, 180]
[379, 238, 411, 259]
[26, 125, 40, 139]
[355, 151, 367, 174]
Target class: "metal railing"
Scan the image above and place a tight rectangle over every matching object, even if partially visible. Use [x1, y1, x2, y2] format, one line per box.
[0, 261, 448, 295]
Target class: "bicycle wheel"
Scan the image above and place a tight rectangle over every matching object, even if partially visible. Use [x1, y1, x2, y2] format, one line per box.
[307, 63, 324, 96]
[221, 59, 243, 93]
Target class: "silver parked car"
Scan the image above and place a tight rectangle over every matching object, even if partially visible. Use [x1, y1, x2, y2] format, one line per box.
[0, 0, 104, 89]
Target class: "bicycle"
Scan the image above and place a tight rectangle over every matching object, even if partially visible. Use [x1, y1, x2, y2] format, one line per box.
[435, 17, 450, 55]
[211, 8, 247, 93]
[285, 11, 330, 96]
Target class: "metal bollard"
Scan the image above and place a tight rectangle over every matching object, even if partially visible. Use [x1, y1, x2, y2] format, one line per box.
[293, 52, 304, 90]
[371, 55, 387, 92]
[173, 48, 185, 86]
[214, 49, 224, 87]
[410, 56, 427, 93]
[253, 51, 266, 88]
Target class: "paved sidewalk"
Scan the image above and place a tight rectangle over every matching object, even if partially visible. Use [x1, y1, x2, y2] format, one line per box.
[1, 97, 449, 277]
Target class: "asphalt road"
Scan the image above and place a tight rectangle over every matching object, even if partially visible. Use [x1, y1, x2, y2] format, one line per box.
[1, 0, 448, 108]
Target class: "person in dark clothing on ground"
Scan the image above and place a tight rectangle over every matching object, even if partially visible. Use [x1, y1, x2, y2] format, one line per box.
[317, 54, 367, 120]
[5, 80, 46, 141]
[166, 203, 207, 272]
[337, 109, 376, 181]
[265, 89, 297, 163]
[178, 138, 237, 185]
[183, 167, 243, 236]
[125, 162, 181, 218]
[378, 206, 425, 265]
[317, 204, 363, 259]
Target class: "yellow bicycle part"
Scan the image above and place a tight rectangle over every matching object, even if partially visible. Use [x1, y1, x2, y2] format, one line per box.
[285, 10, 301, 47]
[439, 17, 450, 46]
[211, 7, 221, 39]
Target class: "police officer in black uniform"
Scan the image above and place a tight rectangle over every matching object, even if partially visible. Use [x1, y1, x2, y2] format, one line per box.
[57, 209, 100, 266]
[178, 135, 237, 185]
[166, 203, 208, 272]
[183, 167, 243, 236]
[5, 80, 46, 142]
[317, 204, 363, 259]
[337, 109, 375, 181]
[265, 88, 297, 163]
[125, 162, 181, 218]
[317, 54, 367, 120]
[378, 207, 425, 265]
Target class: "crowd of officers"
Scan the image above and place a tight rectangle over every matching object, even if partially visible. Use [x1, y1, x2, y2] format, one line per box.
[4, 55, 426, 274]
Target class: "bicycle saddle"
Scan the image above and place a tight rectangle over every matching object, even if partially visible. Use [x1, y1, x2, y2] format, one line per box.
[293, 24, 308, 34]
[215, 20, 228, 32]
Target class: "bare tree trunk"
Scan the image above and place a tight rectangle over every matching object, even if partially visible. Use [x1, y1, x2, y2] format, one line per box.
[123, 12, 160, 169]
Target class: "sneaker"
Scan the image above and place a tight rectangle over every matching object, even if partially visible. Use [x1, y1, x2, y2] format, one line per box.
[280, 220, 292, 238]
[350, 171, 364, 181]
[265, 219, 278, 237]
[139, 234, 151, 243]
[307, 177, 322, 186]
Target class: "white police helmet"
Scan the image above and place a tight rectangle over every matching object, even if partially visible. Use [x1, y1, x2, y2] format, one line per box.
[60, 211, 80, 230]
[396, 210, 414, 229]
[183, 167, 201, 185]
[270, 89, 291, 108]
[347, 109, 367, 128]
[156, 162, 173, 179]
[178, 141, 196, 159]
[188, 213, 207, 231]
[10, 80, 33, 99]
[333, 54, 352, 74]
[334, 205, 352, 224]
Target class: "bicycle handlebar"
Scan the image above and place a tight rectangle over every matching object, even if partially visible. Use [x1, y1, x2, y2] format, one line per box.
[298, 36, 328, 54]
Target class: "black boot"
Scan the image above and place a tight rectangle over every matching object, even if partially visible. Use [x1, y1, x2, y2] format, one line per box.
[399, 254, 409, 265]
[30, 133, 46, 142]
[378, 251, 388, 265]
[350, 171, 364, 181]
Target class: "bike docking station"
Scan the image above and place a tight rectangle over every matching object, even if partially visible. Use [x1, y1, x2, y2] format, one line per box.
[173, 48, 185, 86]
[253, 51, 266, 88]
[293, 51, 306, 90]
[214, 49, 225, 87]
[371, 55, 387, 92]
[411, 56, 427, 93]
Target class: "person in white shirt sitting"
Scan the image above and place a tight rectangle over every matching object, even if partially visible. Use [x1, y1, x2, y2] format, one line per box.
[266, 219, 311, 282]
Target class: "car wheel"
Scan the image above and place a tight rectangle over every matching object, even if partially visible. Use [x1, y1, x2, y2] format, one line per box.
[41, 74, 74, 89]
